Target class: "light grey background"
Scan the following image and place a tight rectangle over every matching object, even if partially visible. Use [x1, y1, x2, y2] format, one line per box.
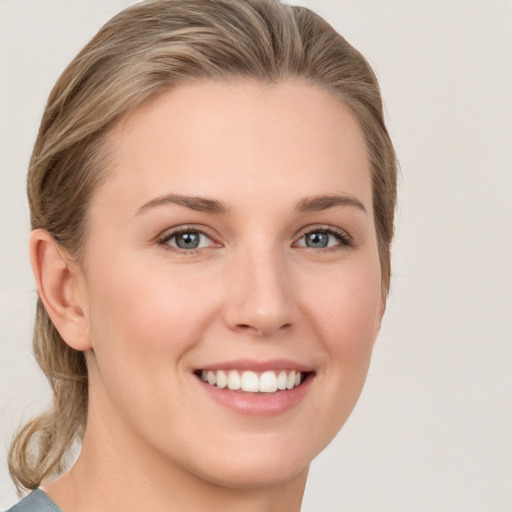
[1, 1, 511, 510]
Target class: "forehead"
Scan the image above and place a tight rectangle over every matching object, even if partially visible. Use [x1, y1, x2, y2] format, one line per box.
[96, 79, 372, 216]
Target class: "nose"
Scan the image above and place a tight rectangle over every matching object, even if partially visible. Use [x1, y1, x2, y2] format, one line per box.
[222, 247, 296, 338]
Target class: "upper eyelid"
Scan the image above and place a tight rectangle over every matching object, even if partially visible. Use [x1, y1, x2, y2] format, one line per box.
[156, 224, 217, 242]
[156, 226, 220, 254]
[295, 224, 352, 241]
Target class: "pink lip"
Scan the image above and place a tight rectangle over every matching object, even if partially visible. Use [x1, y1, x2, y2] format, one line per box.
[197, 358, 313, 373]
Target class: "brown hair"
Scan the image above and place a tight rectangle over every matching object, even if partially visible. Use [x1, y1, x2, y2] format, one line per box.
[9, 0, 397, 491]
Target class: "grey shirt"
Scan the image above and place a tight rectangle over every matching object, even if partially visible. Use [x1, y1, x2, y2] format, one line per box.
[6, 490, 62, 512]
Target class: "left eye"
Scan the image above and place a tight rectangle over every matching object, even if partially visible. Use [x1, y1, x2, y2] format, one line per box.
[164, 230, 213, 250]
[296, 230, 348, 249]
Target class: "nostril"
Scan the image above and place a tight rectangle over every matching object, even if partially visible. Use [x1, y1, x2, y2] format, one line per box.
[235, 322, 292, 335]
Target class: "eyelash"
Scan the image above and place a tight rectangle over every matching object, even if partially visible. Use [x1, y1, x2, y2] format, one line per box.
[157, 225, 216, 254]
[295, 225, 353, 251]
[156, 224, 353, 254]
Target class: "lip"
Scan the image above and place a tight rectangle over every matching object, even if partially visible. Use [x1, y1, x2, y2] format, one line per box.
[194, 360, 315, 417]
[197, 358, 313, 373]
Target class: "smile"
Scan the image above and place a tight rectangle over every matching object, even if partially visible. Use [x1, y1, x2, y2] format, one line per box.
[197, 369, 306, 393]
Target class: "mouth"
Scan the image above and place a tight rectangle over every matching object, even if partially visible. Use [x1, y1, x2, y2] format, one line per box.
[194, 369, 313, 394]
[193, 361, 315, 416]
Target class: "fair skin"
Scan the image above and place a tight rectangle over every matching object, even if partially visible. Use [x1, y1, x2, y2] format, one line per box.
[31, 80, 384, 512]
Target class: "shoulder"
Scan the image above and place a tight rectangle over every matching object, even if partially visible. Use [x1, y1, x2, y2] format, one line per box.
[5, 490, 62, 512]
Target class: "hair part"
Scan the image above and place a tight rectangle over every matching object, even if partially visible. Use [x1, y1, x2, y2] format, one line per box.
[10, 0, 397, 491]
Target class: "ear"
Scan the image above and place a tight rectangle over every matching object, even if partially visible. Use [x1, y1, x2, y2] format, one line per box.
[30, 229, 91, 351]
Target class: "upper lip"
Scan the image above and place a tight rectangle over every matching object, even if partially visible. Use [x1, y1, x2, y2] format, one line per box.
[197, 359, 314, 373]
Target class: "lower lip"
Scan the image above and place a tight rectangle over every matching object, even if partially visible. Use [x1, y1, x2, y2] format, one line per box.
[197, 375, 314, 417]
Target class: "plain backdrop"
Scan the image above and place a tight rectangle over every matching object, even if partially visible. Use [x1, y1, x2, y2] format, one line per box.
[1, 1, 511, 510]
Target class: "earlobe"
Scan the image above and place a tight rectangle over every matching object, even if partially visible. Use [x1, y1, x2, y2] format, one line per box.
[30, 229, 91, 351]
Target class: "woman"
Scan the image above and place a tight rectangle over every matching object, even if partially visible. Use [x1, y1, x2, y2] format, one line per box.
[7, 0, 397, 510]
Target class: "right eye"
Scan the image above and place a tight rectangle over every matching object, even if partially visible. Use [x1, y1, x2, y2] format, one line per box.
[159, 228, 216, 252]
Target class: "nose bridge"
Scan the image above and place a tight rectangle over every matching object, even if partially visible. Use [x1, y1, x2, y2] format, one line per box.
[223, 241, 295, 336]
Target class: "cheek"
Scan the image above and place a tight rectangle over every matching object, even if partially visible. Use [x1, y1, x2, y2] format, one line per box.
[86, 255, 215, 352]
[308, 258, 382, 354]
[305, 256, 382, 410]
[83, 255, 220, 426]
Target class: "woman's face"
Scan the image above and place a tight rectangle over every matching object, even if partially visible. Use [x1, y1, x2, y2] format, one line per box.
[77, 80, 384, 488]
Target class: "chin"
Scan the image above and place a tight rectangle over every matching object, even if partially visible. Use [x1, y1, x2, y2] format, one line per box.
[174, 430, 319, 491]
[194, 455, 311, 491]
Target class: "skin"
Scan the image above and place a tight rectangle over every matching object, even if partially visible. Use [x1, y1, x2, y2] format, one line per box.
[32, 80, 385, 512]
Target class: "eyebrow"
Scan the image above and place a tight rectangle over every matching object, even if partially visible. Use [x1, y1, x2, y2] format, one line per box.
[295, 194, 367, 214]
[136, 192, 367, 216]
[136, 194, 229, 215]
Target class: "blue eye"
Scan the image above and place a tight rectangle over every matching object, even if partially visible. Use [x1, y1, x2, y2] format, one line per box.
[161, 229, 214, 251]
[296, 228, 351, 249]
[304, 232, 330, 249]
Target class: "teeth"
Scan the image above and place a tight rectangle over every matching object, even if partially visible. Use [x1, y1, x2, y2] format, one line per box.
[277, 370, 287, 390]
[207, 371, 216, 386]
[227, 370, 241, 390]
[200, 369, 305, 393]
[241, 371, 259, 392]
[216, 370, 227, 389]
[286, 370, 296, 390]
[259, 371, 277, 393]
